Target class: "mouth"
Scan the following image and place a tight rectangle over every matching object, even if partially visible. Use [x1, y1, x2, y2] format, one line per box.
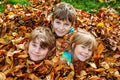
[56, 30, 65, 34]
[80, 53, 88, 58]
[31, 53, 41, 56]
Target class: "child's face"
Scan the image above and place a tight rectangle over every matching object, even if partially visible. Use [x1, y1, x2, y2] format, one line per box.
[52, 19, 72, 37]
[73, 44, 92, 62]
[28, 39, 49, 61]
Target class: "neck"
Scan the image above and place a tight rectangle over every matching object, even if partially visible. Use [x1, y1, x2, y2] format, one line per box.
[73, 55, 79, 62]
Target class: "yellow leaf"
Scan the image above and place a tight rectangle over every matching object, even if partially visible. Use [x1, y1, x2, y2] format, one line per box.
[67, 71, 74, 79]
[77, 17, 83, 23]
[3, 34, 14, 42]
[99, 0, 104, 2]
[0, 72, 6, 80]
[25, 33, 30, 38]
[55, 65, 65, 72]
[8, 12, 14, 15]
[80, 70, 87, 77]
[12, 32, 18, 37]
[107, 26, 113, 31]
[5, 56, 13, 65]
[97, 22, 104, 28]
[95, 68, 105, 72]
[0, 38, 6, 44]
[114, 71, 120, 77]
[8, 12, 15, 19]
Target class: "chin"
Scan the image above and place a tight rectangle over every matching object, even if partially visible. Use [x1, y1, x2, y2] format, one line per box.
[79, 59, 86, 62]
[30, 57, 39, 61]
[57, 34, 65, 37]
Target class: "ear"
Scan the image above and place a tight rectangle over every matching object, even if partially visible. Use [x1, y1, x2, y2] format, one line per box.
[51, 20, 54, 26]
[72, 43, 75, 49]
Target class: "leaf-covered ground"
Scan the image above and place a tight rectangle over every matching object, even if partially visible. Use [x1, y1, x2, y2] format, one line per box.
[0, 0, 120, 80]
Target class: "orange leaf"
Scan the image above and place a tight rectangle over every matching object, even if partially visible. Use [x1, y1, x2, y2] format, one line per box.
[20, 26, 27, 31]
[105, 57, 117, 63]
[59, 77, 64, 80]
[93, 41, 104, 59]
[33, 0, 39, 3]
[51, 71, 55, 78]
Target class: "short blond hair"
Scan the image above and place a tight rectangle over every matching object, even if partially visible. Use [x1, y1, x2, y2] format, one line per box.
[52, 2, 76, 25]
[71, 29, 97, 53]
[30, 26, 55, 50]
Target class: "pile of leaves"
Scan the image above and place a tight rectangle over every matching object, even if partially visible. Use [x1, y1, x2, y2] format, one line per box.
[0, 0, 120, 79]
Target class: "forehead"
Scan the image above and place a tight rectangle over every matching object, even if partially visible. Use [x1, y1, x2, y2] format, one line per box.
[30, 39, 40, 44]
[77, 44, 92, 49]
[54, 19, 71, 23]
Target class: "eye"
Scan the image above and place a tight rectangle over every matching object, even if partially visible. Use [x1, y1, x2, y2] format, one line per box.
[64, 23, 69, 26]
[40, 47, 48, 51]
[40, 47, 46, 50]
[56, 21, 61, 24]
[81, 45, 86, 49]
[32, 43, 37, 47]
[88, 48, 92, 52]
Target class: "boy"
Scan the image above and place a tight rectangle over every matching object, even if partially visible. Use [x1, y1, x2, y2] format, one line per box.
[51, 2, 76, 37]
[28, 26, 55, 61]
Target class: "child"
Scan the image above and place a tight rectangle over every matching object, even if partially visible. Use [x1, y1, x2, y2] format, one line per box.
[27, 26, 56, 79]
[51, 2, 76, 37]
[2, 26, 56, 79]
[71, 29, 97, 62]
[61, 28, 97, 65]
[51, 29, 97, 79]
[61, 28, 97, 79]
[28, 26, 56, 61]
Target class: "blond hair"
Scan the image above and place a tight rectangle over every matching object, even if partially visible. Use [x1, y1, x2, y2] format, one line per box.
[52, 2, 76, 25]
[30, 26, 55, 50]
[71, 29, 97, 53]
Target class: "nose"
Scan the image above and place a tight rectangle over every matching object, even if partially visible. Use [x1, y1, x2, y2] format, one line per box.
[84, 49, 89, 54]
[59, 25, 64, 30]
[34, 47, 40, 53]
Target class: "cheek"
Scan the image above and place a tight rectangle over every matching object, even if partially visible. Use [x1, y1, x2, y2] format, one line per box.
[28, 44, 34, 49]
[66, 26, 71, 30]
[28, 45, 32, 51]
[52, 22, 58, 28]
[88, 52, 93, 57]
[28, 44, 35, 53]
[42, 49, 49, 56]
[74, 46, 79, 53]
[65, 28, 70, 32]
[74, 47, 79, 56]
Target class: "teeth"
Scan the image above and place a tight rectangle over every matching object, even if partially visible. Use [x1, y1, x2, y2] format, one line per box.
[81, 53, 87, 58]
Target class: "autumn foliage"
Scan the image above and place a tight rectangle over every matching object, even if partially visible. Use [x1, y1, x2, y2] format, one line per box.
[0, 0, 120, 80]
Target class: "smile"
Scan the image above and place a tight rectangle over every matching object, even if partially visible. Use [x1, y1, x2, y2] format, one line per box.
[80, 53, 88, 58]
